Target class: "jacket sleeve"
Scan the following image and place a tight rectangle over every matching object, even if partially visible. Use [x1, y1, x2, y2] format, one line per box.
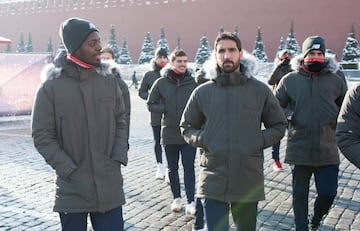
[138, 74, 150, 100]
[117, 78, 131, 141]
[267, 64, 284, 86]
[274, 76, 294, 120]
[147, 80, 166, 113]
[31, 86, 77, 179]
[111, 84, 129, 166]
[261, 87, 288, 148]
[336, 84, 360, 169]
[180, 89, 205, 147]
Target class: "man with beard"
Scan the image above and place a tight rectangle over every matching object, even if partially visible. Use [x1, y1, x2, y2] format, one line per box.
[275, 36, 347, 230]
[139, 47, 169, 180]
[179, 32, 287, 231]
[32, 17, 128, 231]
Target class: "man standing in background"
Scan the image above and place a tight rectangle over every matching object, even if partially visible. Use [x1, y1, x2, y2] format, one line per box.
[267, 49, 293, 172]
[138, 47, 169, 180]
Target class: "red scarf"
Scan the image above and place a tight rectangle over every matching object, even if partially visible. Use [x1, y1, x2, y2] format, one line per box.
[67, 54, 94, 69]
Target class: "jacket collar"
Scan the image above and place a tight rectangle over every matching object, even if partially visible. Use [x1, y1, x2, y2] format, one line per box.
[201, 51, 259, 84]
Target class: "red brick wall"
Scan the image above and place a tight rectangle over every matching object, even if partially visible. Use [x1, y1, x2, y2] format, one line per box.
[0, 0, 359, 61]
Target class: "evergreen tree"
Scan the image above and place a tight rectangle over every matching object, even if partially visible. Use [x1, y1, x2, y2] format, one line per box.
[57, 40, 65, 52]
[218, 26, 225, 35]
[26, 32, 33, 53]
[194, 34, 212, 66]
[156, 26, 170, 55]
[17, 32, 26, 53]
[107, 24, 121, 63]
[274, 36, 285, 61]
[285, 20, 300, 56]
[119, 37, 133, 65]
[233, 25, 239, 38]
[47, 37, 53, 53]
[252, 27, 268, 63]
[342, 25, 360, 62]
[175, 35, 181, 50]
[5, 44, 12, 53]
[138, 32, 155, 64]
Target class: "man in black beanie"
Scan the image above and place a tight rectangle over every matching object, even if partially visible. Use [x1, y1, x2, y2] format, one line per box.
[32, 17, 128, 231]
[138, 47, 169, 181]
[275, 35, 347, 230]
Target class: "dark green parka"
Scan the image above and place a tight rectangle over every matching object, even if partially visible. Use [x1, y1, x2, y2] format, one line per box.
[147, 65, 197, 145]
[31, 59, 128, 213]
[180, 53, 287, 202]
[275, 55, 347, 166]
[138, 59, 163, 126]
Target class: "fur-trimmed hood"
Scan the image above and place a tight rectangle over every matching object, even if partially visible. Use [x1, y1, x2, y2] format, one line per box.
[290, 54, 339, 74]
[148, 58, 163, 72]
[200, 50, 258, 81]
[40, 57, 122, 83]
[160, 63, 194, 80]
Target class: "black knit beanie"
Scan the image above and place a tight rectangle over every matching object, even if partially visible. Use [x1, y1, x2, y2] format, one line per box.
[155, 47, 168, 58]
[302, 36, 326, 57]
[59, 17, 99, 54]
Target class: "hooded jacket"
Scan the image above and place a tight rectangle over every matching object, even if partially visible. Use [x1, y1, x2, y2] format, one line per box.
[147, 64, 197, 145]
[103, 59, 131, 139]
[138, 59, 163, 126]
[336, 83, 360, 169]
[31, 58, 128, 213]
[180, 52, 287, 202]
[275, 55, 347, 166]
[267, 59, 293, 90]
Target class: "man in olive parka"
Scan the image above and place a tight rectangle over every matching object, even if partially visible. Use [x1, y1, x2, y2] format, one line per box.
[31, 18, 128, 230]
[275, 36, 347, 230]
[180, 32, 287, 231]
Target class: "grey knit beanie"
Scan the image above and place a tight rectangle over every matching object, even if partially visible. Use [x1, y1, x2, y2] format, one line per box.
[59, 17, 98, 54]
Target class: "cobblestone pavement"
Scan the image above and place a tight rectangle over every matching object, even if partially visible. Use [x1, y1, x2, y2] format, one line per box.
[0, 88, 359, 231]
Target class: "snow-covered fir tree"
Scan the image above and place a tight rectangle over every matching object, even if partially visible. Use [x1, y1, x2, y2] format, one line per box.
[218, 26, 225, 35]
[138, 32, 155, 64]
[47, 37, 53, 53]
[342, 25, 360, 62]
[175, 35, 181, 50]
[156, 26, 170, 55]
[119, 37, 133, 65]
[233, 25, 239, 38]
[194, 34, 212, 66]
[252, 27, 268, 63]
[5, 44, 12, 53]
[285, 20, 300, 56]
[26, 32, 33, 53]
[107, 25, 121, 63]
[17, 32, 26, 53]
[274, 37, 285, 61]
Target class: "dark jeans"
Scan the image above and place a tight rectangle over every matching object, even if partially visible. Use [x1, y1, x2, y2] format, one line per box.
[202, 198, 258, 231]
[272, 141, 280, 161]
[292, 164, 339, 231]
[164, 144, 196, 203]
[59, 206, 123, 231]
[152, 125, 162, 163]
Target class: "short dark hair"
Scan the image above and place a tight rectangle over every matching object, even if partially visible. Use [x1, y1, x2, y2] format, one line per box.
[169, 49, 187, 62]
[214, 32, 242, 51]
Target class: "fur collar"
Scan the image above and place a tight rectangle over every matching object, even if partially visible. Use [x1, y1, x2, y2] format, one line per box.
[201, 50, 258, 80]
[160, 63, 194, 78]
[290, 54, 339, 74]
[40, 58, 122, 83]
